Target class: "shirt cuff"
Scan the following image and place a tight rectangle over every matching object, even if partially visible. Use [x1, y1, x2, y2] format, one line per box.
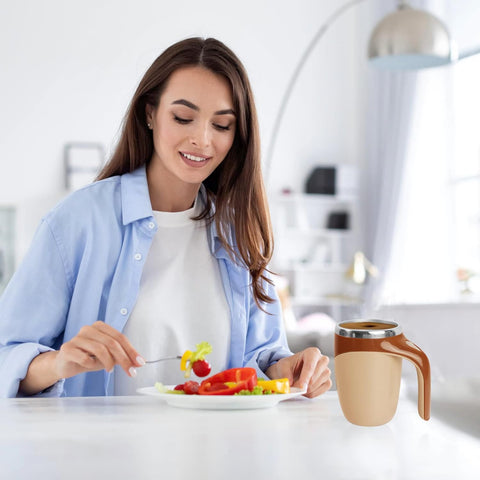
[0, 342, 65, 398]
[245, 346, 292, 378]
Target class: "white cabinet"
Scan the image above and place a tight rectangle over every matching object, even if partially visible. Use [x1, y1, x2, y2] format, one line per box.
[271, 192, 363, 321]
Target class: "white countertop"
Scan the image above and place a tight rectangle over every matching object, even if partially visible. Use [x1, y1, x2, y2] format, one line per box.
[0, 391, 479, 480]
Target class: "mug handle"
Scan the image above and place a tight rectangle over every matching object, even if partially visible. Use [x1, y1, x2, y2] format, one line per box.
[379, 334, 431, 420]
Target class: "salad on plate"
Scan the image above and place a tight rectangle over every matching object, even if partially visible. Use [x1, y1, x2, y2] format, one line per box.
[154, 341, 291, 396]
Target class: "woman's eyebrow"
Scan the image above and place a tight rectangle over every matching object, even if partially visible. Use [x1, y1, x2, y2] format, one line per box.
[171, 99, 236, 116]
[172, 99, 199, 111]
[215, 108, 236, 116]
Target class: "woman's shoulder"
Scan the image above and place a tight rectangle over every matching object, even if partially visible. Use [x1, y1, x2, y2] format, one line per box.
[44, 176, 123, 232]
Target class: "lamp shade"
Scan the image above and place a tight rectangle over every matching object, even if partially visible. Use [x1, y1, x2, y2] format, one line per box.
[368, 5, 458, 69]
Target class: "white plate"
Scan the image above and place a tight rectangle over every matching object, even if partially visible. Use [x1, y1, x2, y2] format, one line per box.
[137, 386, 306, 410]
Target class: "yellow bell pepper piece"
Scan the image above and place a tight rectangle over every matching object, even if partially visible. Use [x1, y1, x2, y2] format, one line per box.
[257, 378, 290, 394]
[180, 350, 192, 371]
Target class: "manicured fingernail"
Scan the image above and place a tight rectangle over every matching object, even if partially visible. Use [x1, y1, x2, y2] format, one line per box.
[136, 356, 146, 366]
[129, 367, 137, 377]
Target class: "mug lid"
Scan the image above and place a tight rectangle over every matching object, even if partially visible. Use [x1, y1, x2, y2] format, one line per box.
[335, 319, 402, 339]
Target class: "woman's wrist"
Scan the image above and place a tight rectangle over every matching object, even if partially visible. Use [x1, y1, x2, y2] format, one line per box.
[19, 350, 62, 396]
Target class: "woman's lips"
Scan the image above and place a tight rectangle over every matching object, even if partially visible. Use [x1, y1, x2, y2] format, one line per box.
[179, 151, 211, 167]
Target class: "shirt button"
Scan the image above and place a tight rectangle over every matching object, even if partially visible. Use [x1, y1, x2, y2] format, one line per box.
[134, 253, 142, 261]
[148, 222, 155, 229]
[120, 308, 128, 315]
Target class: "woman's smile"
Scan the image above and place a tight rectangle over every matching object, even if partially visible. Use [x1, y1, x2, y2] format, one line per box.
[179, 151, 212, 166]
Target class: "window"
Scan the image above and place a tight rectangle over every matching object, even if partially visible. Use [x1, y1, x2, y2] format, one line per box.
[450, 56, 480, 290]
[380, 55, 480, 304]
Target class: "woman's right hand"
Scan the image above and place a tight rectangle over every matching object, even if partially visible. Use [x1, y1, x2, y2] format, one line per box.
[19, 321, 145, 396]
[54, 321, 145, 380]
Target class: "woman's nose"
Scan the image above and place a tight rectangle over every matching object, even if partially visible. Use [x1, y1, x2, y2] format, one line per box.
[190, 123, 211, 148]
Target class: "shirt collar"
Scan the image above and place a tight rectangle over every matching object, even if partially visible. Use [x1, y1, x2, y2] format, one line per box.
[120, 166, 154, 225]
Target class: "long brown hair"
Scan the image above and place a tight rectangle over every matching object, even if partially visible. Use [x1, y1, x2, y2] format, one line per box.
[97, 37, 274, 306]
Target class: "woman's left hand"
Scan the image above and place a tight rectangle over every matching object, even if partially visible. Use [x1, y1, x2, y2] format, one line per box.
[265, 347, 332, 398]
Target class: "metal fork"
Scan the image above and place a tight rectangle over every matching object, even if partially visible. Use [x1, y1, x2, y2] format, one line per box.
[144, 355, 182, 364]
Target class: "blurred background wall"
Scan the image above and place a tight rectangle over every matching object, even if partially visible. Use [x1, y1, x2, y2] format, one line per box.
[0, 0, 366, 205]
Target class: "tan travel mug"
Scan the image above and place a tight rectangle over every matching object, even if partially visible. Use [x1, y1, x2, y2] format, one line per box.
[334, 319, 431, 426]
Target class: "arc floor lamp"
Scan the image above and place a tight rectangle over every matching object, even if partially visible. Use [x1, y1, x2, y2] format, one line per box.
[264, 0, 480, 181]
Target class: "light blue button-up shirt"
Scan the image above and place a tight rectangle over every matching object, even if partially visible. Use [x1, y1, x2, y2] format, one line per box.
[0, 167, 291, 397]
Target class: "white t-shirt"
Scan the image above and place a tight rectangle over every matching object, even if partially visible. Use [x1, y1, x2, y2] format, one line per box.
[114, 198, 231, 394]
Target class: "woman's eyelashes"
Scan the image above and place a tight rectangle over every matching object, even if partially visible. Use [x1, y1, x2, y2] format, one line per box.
[173, 114, 191, 125]
[173, 114, 231, 131]
[213, 123, 231, 131]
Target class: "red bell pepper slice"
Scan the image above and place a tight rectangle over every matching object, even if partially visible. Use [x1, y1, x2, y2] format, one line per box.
[198, 367, 257, 395]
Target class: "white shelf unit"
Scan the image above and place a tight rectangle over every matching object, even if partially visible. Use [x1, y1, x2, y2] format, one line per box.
[271, 192, 362, 321]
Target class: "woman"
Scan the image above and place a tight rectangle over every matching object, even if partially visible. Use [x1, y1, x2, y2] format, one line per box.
[0, 37, 331, 398]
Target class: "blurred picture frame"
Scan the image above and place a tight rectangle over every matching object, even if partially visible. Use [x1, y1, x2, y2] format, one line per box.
[0, 206, 15, 294]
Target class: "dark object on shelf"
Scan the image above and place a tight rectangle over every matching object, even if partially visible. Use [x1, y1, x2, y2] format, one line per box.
[305, 167, 336, 195]
[327, 211, 349, 230]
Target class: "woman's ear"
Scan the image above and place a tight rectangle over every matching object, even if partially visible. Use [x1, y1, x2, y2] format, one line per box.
[145, 104, 154, 126]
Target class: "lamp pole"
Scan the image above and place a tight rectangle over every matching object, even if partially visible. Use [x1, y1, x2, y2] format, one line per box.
[263, 0, 367, 184]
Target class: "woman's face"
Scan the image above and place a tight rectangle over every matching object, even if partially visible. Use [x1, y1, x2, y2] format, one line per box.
[147, 66, 236, 191]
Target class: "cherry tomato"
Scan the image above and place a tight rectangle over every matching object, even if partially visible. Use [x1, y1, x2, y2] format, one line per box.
[192, 359, 211, 377]
[174, 384, 185, 391]
[183, 380, 200, 395]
